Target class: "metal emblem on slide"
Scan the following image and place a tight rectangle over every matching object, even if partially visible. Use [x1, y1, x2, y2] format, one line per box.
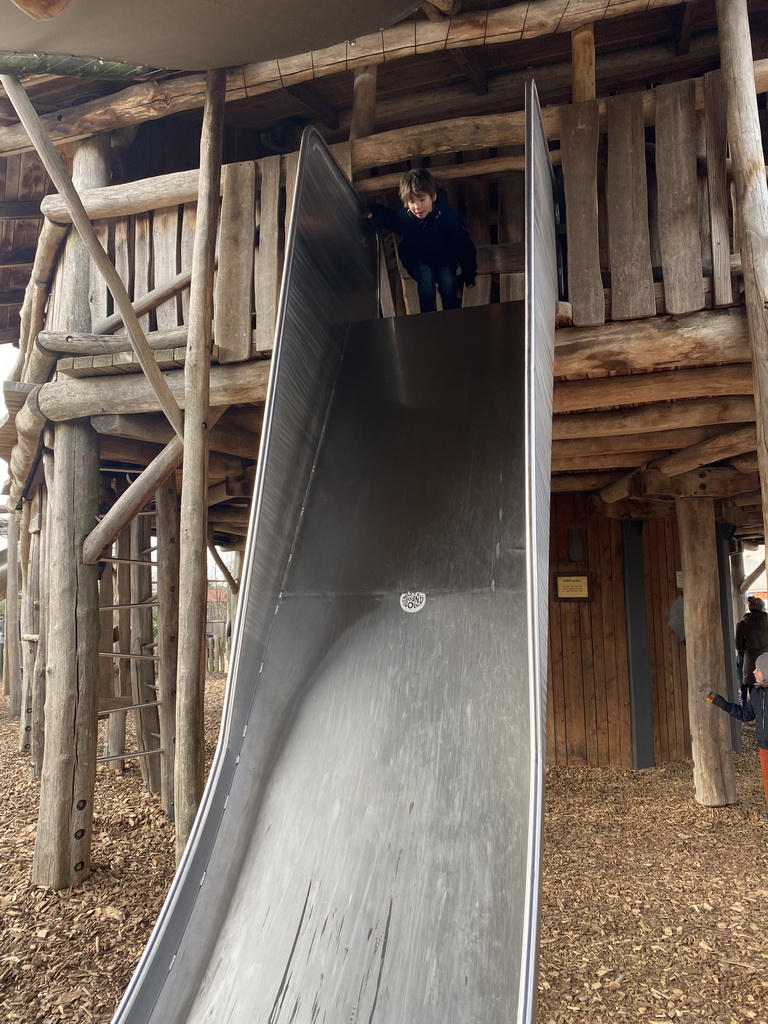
[400, 592, 426, 613]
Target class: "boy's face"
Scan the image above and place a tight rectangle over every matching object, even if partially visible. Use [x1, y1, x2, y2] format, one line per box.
[407, 191, 436, 219]
[755, 667, 766, 686]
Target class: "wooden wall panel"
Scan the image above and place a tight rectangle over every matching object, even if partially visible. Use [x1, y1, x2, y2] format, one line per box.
[560, 100, 604, 326]
[655, 80, 704, 315]
[547, 495, 631, 767]
[643, 516, 691, 763]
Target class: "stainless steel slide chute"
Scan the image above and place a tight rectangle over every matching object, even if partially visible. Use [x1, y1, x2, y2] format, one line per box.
[113, 86, 556, 1024]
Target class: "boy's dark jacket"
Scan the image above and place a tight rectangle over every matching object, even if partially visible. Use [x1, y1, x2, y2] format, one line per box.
[713, 686, 768, 750]
[368, 188, 477, 285]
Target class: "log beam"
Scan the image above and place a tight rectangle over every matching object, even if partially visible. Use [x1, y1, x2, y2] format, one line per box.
[554, 396, 756, 441]
[636, 467, 760, 499]
[91, 412, 260, 460]
[553, 364, 754, 416]
[652, 425, 757, 477]
[33, 358, 270, 422]
[0, 1, 706, 159]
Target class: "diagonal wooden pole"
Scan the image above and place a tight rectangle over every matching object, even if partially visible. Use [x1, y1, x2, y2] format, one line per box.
[0, 74, 184, 439]
[81, 407, 228, 565]
[175, 68, 226, 860]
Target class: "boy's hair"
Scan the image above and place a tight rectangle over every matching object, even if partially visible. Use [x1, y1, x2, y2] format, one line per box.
[399, 168, 437, 205]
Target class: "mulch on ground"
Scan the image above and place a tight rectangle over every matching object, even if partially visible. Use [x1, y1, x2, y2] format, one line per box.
[1, 680, 767, 1023]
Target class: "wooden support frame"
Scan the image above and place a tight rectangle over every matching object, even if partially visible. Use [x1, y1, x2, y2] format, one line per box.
[0, 74, 184, 440]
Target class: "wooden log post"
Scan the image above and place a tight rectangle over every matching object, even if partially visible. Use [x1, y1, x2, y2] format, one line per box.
[349, 65, 377, 141]
[571, 22, 596, 103]
[32, 418, 100, 887]
[176, 70, 226, 860]
[156, 477, 180, 818]
[31, 466, 50, 777]
[5, 509, 22, 716]
[675, 496, 737, 806]
[18, 494, 41, 755]
[716, 0, 768, 555]
[729, 543, 746, 633]
[31, 136, 107, 889]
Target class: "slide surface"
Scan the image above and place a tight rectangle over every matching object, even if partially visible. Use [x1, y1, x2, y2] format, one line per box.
[113, 86, 556, 1024]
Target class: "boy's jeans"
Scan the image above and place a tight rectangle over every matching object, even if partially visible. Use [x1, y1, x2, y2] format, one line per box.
[411, 263, 460, 313]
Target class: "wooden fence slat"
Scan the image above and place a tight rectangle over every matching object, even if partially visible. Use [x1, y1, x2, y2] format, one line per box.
[704, 70, 732, 307]
[179, 201, 196, 324]
[605, 92, 656, 319]
[88, 220, 111, 326]
[255, 154, 281, 353]
[152, 206, 180, 329]
[134, 212, 151, 332]
[215, 161, 255, 363]
[655, 80, 704, 315]
[560, 100, 604, 326]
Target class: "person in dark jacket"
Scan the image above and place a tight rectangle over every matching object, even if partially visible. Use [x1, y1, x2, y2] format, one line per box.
[735, 595, 768, 704]
[367, 168, 477, 313]
[707, 650, 768, 818]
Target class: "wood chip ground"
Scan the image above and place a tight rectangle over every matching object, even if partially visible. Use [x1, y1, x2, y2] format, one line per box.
[1, 679, 767, 1023]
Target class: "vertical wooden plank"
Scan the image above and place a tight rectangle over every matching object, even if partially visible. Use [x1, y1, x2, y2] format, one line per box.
[462, 154, 491, 307]
[153, 206, 181, 328]
[605, 93, 656, 319]
[498, 170, 525, 302]
[216, 161, 255, 363]
[704, 70, 733, 307]
[560, 100, 604, 326]
[597, 516, 622, 766]
[113, 216, 133, 314]
[255, 154, 282, 353]
[644, 519, 665, 762]
[547, 500, 567, 765]
[88, 220, 112, 325]
[179, 202, 197, 324]
[655, 80, 704, 314]
[586, 507, 610, 764]
[557, 494, 588, 765]
[575, 499, 598, 765]
[134, 211, 152, 332]
[283, 150, 299, 233]
[396, 248, 421, 315]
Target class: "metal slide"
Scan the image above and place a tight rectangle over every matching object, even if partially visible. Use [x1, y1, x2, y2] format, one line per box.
[113, 83, 556, 1024]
